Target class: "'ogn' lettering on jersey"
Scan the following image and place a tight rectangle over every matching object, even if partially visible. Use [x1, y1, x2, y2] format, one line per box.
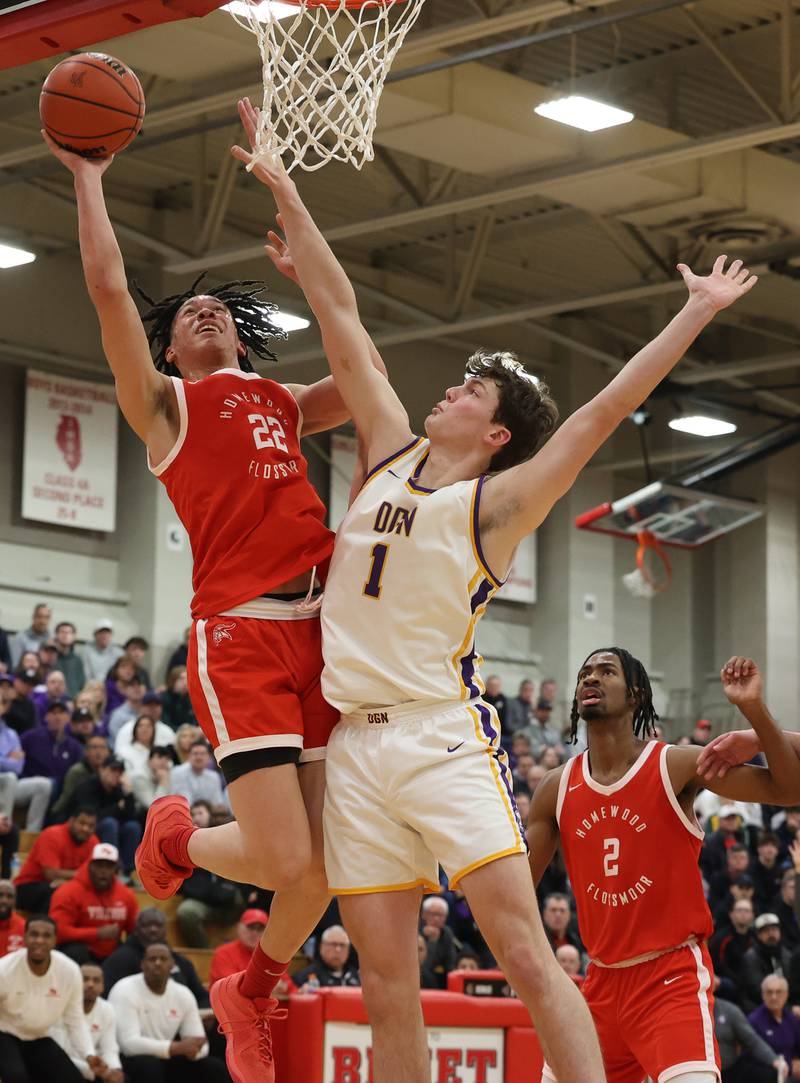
[321, 438, 506, 714]
[149, 370, 333, 619]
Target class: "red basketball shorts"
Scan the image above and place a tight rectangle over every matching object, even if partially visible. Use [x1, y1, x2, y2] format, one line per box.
[186, 601, 339, 765]
[543, 941, 720, 1083]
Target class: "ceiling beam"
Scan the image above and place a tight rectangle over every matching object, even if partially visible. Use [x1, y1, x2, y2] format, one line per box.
[672, 352, 800, 386]
[166, 115, 800, 274]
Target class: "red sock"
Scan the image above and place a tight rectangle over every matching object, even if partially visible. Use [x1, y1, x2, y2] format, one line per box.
[161, 824, 196, 871]
[240, 945, 290, 1001]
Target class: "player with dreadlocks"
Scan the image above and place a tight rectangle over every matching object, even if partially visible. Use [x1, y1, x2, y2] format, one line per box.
[528, 650, 800, 1083]
[42, 129, 385, 1083]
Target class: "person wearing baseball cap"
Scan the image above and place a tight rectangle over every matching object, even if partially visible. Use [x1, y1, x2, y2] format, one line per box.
[739, 912, 793, 1014]
[50, 843, 138, 964]
[67, 706, 98, 746]
[5, 668, 37, 735]
[82, 621, 123, 684]
[209, 909, 294, 995]
[69, 757, 142, 876]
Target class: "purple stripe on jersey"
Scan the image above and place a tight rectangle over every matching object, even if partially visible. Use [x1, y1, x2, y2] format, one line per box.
[475, 702, 498, 744]
[494, 745, 528, 846]
[470, 577, 493, 614]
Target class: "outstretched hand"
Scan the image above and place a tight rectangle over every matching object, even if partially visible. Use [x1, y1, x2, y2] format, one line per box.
[677, 255, 758, 312]
[721, 656, 763, 708]
[266, 213, 300, 285]
[41, 130, 113, 178]
[696, 729, 760, 780]
[231, 97, 293, 194]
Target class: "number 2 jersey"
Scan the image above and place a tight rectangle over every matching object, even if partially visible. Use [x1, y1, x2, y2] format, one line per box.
[149, 369, 334, 619]
[321, 437, 505, 714]
[557, 740, 713, 966]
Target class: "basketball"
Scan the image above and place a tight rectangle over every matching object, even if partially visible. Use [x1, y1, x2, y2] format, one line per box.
[39, 52, 145, 159]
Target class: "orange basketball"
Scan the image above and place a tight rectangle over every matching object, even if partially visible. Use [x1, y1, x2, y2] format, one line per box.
[40, 52, 145, 159]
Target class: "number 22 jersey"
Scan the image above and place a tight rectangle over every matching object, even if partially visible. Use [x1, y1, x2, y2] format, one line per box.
[149, 369, 333, 619]
[321, 437, 506, 714]
[557, 740, 713, 966]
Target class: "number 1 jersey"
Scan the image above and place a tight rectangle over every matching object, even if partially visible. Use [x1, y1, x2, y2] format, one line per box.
[557, 740, 713, 966]
[150, 369, 333, 619]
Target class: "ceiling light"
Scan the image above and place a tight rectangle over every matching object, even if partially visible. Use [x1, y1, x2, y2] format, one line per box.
[669, 416, 737, 438]
[534, 95, 634, 132]
[273, 311, 310, 333]
[0, 243, 35, 269]
[223, 1, 298, 20]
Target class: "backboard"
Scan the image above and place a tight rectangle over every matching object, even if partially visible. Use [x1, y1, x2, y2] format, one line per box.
[0, 0, 226, 70]
[575, 481, 764, 550]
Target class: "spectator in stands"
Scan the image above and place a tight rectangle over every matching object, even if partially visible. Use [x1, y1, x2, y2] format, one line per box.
[454, 949, 480, 971]
[519, 698, 564, 760]
[712, 874, 757, 930]
[132, 746, 174, 808]
[740, 913, 793, 1014]
[0, 879, 24, 956]
[294, 925, 360, 990]
[690, 718, 714, 746]
[775, 867, 800, 951]
[52, 622, 86, 700]
[748, 975, 799, 1077]
[177, 859, 245, 949]
[483, 675, 508, 731]
[116, 714, 176, 778]
[555, 944, 583, 984]
[173, 724, 203, 765]
[22, 697, 83, 791]
[510, 731, 532, 765]
[440, 887, 492, 967]
[419, 935, 438, 989]
[538, 745, 562, 770]
[6, 668, 37, 735]
[83, 621, 123, 684]
[0, 813, 20, 880]
[512, 751, 534, 789]
[209, 909, 293, 993]
[15, 807, 99, 913]
[103, 908, 209, 1008]
[162, 667, 197, 732]
[542, 893, 584, 955]
[18, 651, 42, 678]
[79, 680, 108, 725]
[164, 631, 190, 684]
[752, 831, 785, 912]
[708, 843, 752, 914]
[51, 843, 137, 965]
[71, 756, 142, 876]
[715, 994, 787, 1083]
[0, 705, 24, 815]
[9, 603, 52, 669]
[419, 896, 458, 989]
[170, 741, 227, 807]
[505, 678, 535, 735]
[107, 676, 147, 745]
[36, 639, 60, 680]
[710, 898, 755, 1002]
[68, 706, 98, 747]
[32, 669, 70, 721]
[123, 637, 152, 690]
[139, 691, 168, 727]
[0, 619, 10, 673]
[0, 913, 95, 1083]
[514, 790, 531, 827]
[525, 763, 547, 796]
[52, 961, 123, 1083]
[776, 808, 800, 859]
[110, 943, 228, 1083]
[53, 734, 110, 820]
[701, 806, 747, 881]
[540, 677, 557, 706]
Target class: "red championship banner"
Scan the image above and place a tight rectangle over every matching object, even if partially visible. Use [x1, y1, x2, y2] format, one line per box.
[21, 369, 118, 532]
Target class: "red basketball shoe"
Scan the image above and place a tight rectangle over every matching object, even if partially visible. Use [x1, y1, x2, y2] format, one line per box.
[134, 795, 194, 899]
[211, 972, 286, 1083]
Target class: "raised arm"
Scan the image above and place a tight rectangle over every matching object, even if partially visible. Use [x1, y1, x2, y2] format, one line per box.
[42, 134, 175, 449]
[669, 658, 800, 807]
[232, 102, 413, 468]
[526, 767, 563, 887]
[479, 257, 757, 567]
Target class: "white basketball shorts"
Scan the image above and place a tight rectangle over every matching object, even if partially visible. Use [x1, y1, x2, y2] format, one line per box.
[323, 697, 528, 894]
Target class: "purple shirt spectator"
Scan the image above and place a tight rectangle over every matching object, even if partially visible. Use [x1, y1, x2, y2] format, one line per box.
[748, 1003, 800, 1064]
[0, 720, 23, 776]
[21, 701, 83, 784]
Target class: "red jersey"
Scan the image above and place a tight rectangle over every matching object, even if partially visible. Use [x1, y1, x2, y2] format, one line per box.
[0, 912, 24, 957]
[15, 823, 99, 886]
[557, 741, 712, 966]
[150, 370, 334, 619]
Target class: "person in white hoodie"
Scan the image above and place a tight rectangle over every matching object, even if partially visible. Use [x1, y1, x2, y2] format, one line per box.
[0, 913, 100, 1083]
[51, 961, 122, 1083]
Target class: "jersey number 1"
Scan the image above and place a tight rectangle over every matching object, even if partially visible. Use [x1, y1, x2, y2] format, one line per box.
[363, 543, 390, 600]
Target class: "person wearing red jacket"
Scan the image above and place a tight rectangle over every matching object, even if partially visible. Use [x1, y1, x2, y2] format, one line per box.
[50, 843, 138, 964]
[14, 807, 99, 913]
[209, 909, 294, 994]
[0, 880, 24, 957]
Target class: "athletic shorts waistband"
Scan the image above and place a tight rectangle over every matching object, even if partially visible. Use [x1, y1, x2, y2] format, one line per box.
[590, 936, 700, 970]
[219, 596, 321, 621]
[342, 698, 483, 727]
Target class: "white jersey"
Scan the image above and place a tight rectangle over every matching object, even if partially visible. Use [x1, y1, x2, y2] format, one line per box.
[321, 438, 505, 714]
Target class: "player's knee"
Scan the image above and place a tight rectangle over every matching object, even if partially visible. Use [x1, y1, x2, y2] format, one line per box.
[360, 966, 417, 1022]
[247, 845, 312, 891]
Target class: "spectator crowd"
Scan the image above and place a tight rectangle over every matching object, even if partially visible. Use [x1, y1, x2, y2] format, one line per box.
[2, 607, 799, 1081]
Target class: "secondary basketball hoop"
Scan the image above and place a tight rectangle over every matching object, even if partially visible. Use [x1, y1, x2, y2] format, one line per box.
[621, 531, 672, 600]
[228, 0, 426, 172]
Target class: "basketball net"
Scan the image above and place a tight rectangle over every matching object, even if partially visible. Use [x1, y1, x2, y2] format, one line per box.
[229, 0, 426, 172]
[621, 531, 672, 600]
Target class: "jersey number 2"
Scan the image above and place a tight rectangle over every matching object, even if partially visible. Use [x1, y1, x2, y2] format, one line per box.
[363, 543, 390, 600]
[603, 837, 620, 877]
[248, 413, 288, 453]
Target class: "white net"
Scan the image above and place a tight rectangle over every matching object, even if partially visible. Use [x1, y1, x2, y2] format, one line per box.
[621, 568, 657, 601]
[229, 0, 427, 172]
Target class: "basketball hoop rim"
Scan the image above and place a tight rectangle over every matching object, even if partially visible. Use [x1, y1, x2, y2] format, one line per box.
[635, 530, 672, 592]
